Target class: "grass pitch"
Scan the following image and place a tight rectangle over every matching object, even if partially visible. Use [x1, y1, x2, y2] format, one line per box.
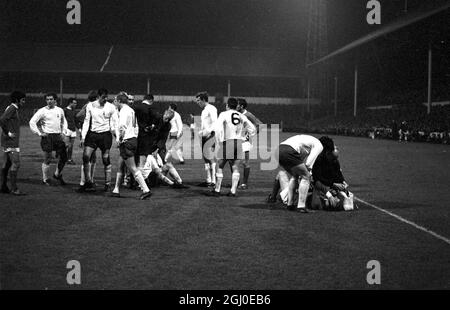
[1, 129, 449, 289]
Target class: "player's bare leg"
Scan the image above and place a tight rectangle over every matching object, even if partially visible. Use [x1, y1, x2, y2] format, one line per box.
[239, 151, 250, 189]
[78, 146, 96, 191]
[112, 158, 125, 197]
[53, 144, 68, 185]
[288, 164, 310, 213]
[9, 151, 24, 195]
[213, 159, 227, 194]
[42, 151, 52, 185]
[101, 150, 112, 192]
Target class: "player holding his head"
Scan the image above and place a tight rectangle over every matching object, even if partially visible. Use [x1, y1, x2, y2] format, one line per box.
[64, 97, 78, 165]
[276, 134, 323, 212]
[78, 88, 118, 192]
[195, 92, 217, 187]
[0, 91, 26, 195]
[111, 94, 152, 200]
[29, 93, 68, 186]
[236, 98, 263, 189]
[206, 97, 256, 197]
[165, 103, 185, 164]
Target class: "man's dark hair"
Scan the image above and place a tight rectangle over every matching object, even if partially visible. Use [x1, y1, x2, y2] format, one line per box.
[67, 97, 77, 105]
[237, 98, 247, 110]
[10, 91, 25, 103]
[116, 94, 129, 104]
[227, 97, 238, 110]
[195, 91, 208, 102]
[319, 136, 335, 153]
[45, 93, 58, 100]
[87, 90, 98, 102]
[169, 103, 178, 111]
[97, 88, 108, 97]
[144, 94, 154, 101]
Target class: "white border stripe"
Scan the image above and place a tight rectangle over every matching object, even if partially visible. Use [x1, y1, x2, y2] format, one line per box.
[355, 197, 450, 246]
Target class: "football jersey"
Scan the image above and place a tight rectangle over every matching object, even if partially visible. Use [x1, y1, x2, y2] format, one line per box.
[215, 109, 256, 143]
[200, 104, 217, 137]
[280, 135, 324, 169]
[81, 100, 118, 139]
[118, 104, 139, 141]
[242, 110, 263, 141]
[29, 106, 67, 135]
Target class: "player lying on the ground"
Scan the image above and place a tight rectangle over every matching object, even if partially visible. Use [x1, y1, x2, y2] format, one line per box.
[206, 97, 256, 197]
[29, 93, 69, 186]
[140, 110, 188, 188]
[275, 134, 324, 213]
[110, 94, 152, 200]
[311, 136, 355, 211]
[0, 91, 26, 195]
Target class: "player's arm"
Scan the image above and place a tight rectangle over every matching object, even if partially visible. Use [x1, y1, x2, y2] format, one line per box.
[60, 110, 68, 137]
[205, 107, 218, 137]
[111, 106, 120, 140]
[80, 105, 91, 142]
[246, 112, 263, 133]
[176, 114, 183, 138]
[305, 142, 324, 172]
[242, 114, 256, 138]
[29, 109, 45, 136]
[0, 106, 16, 137]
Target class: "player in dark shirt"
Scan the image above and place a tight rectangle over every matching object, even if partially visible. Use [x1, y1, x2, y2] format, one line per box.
[64, 97, 78, 164]
[0, 91, 26, 195]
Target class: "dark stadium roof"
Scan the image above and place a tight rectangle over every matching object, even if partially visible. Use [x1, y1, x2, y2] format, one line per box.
[0, 43, 303, 78]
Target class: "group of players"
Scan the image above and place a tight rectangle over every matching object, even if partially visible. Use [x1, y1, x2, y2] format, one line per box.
[1, 89, 354, 211]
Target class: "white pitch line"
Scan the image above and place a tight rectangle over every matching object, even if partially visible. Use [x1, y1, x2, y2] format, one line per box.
[100, 45, 114, 72]
[355, 197, 450, 246]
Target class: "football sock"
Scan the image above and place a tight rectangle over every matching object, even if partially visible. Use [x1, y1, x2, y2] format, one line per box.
[1, 167, 9, 187]
[168, 166, 182, 184]
[215, 171, 223, 192]
[134, 170, 150, 193]
[287, 177, 297, 206]
[159, 174, 174, 186]
[243, 167, 250, 185]
[90, 162, 96, 183]
[211, 163, 216, 184]
[113, 172, 122, 194]
[80, 164, 85, 185]
[42, 163, 50, 181]
[271, 178, 281, 198]
[297, 177, 310, 209]
[105, 165, 112, 185]
[231, 172, 240, 194]
[9, 170, 17, 191]
[205, 163, 211, 183]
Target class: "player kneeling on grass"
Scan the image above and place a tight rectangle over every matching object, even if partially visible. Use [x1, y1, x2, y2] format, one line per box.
[311, 136, 355, 211]
[275, 134, 323, 213]
[206, 97, 256, 197]
[110, 94, 152, 200]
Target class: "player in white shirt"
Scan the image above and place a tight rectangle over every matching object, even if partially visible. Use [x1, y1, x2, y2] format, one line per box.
[236, 98, 263, 190]
[29, 93, 69, 186]
[110, 94, 152, 200]
[195, 92, 218, 187]
[276, 134, 324, 212]
[77, 88, 118, 193]
[165, 103, 185, 164]
[206, 97, 256, 197]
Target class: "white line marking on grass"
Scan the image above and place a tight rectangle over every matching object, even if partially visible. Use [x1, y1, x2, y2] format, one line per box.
[355, 197, 450, 246]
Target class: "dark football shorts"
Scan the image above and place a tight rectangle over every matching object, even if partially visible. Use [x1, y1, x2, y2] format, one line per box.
[277, 144, 308, 172]
[85, 131, 112, 152]
[201, 132, 215, 163]
[217, 139, 243, 161]
[168, 132, 177, 140]
[120, 137, 138, 160]
[40, 134, 67, 159]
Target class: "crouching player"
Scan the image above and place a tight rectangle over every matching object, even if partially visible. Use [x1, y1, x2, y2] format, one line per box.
[206, 97, 256, 197]
[275, 134, 323, 212]
[111, 94, 152, 200]
[311, 136, 355, 211]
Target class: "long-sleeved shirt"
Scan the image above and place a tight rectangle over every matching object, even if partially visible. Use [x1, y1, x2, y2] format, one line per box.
[242, 109, 263, 140]
[169, 111, 183, 137]
[214, 109, 256, 143]
[200, 104, 217, 137]
[312, 154, 345, 194]
[64, 106, 78, 131]
[132, 101, 159, 131]
[81, 100, 118, 140]
[0, 103, 20, 148]
[280, 135, 323, 170]
[29, 106, 67, 136]
[117, 104, 139, 141]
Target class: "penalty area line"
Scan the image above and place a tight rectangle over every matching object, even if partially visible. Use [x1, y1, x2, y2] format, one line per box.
[354, 197, 450, 246]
